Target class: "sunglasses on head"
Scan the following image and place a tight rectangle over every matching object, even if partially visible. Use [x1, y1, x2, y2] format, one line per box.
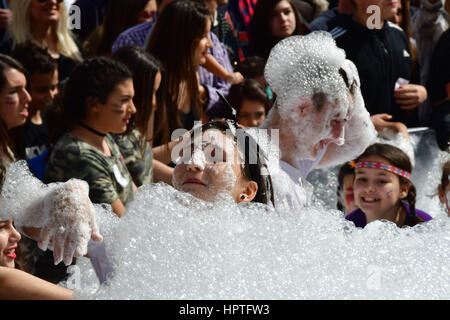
[36, 0, 64, 3]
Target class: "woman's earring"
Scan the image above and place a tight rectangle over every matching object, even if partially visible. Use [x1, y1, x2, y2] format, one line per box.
[240, 195, 246, 200]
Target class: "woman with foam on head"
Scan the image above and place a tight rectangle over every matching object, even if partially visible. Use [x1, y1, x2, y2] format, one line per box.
[346, 143, 432, 228]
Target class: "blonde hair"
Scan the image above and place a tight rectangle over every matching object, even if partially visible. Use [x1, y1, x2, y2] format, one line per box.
[9, 0, 82, 62]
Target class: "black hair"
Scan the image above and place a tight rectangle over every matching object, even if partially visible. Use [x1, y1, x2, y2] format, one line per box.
[0, 54, 27, 168]
[235, 56, 266, 79]
[249, 0, 307, 59]
[50, 57, 132, 144]
[112, 46, 165, 145]
[336, 162, 355, 211]
[11, 40, 58, 81]
[226, 79, 270, 117]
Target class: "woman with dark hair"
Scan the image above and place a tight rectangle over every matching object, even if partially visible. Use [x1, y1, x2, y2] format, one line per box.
[86, 0, 156, 57]
[249, 0, 307, 59]
[0, 54, 31, 185]
[146, 0, 213, 141]
[346, 143, 432, 228]
[44, 57, 136, 218]
[111, 46, 173, 186]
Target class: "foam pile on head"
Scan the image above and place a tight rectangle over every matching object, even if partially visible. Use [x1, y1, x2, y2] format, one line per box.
[264, 32, 377, 167]
[265, 32, 351, 120]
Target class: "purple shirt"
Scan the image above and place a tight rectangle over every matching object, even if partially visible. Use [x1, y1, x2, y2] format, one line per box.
[111, 22, 232, 117]
[111, 21, 155, 53]
[345, 203, 432, 228]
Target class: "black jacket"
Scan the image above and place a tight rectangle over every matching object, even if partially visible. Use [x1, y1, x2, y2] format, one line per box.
[327, 15, 414, 125]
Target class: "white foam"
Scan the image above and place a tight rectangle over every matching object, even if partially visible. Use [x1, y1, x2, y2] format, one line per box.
[73, 181, 450, 299]
[262, 32, 377, 166]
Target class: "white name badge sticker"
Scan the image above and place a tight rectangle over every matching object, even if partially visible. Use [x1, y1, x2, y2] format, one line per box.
[113, 164, 130, 188]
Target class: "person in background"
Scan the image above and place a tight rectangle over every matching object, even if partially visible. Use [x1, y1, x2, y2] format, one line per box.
[411, 0, 449, 124]
[71, 0, 108, 43]
[84, 0, 157, 57]
[437, 160, 450, 216]
[234, 55, 273, 100]
[1, 0, 82, 82]
[203, 0, 242, 65]
[146, 0, 212, 137]
[308, 0, 354, 31]
[336, 162, 356, 214]
[346, 143, 432, 228]
[426, 28, 450, 151]
[328, 0, 428, 127]
[0, 0, 11, 43]
[249, 0, 307, 59]
[0, 54, 31, 185]
[111, 46, 173, 186]
[10, 41, 59, 162]
[225, 78, 270, 127]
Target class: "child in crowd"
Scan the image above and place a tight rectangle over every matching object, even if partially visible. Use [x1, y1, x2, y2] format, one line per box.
[346, 143, 432, 228]
[336, 162, 356, 214]
[438, 161, 450, 216]
[226, 79, 270, 127]
[10, 41, 59, 160]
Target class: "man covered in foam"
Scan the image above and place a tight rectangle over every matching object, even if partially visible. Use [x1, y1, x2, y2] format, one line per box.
[257, 32, 377, 209]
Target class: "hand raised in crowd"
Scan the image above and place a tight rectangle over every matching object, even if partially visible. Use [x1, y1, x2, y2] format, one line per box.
[394, 84, 428, 110]
[224, 71, 244, 85]
[370, 113, 409, 140]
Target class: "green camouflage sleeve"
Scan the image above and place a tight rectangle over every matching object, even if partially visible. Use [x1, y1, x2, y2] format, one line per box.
[44, 142, 120, 205]
[113, 130, 153, 187]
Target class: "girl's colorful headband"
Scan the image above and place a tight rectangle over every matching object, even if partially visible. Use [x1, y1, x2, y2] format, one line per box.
[353, 161, 411, 180]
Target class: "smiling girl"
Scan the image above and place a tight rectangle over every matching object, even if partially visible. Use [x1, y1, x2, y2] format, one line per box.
[346, 143, 432, 228]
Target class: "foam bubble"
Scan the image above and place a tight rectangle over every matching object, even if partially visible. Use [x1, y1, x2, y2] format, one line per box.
[73, 181, 449, 299]
[263, 32, 377, 165]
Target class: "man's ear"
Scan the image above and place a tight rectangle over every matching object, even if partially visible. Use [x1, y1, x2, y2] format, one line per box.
[237, 180, 258, 203]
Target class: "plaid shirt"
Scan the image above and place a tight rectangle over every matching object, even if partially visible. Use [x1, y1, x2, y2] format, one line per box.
[111, 21, 155, 53]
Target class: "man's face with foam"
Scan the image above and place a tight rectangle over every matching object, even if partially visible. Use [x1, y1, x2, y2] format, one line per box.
[263, 33, 358, 163]
[278, 90, 351, 161]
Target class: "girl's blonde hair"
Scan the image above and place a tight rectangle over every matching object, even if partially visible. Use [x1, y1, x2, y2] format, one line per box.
[9, 0, 82, 62]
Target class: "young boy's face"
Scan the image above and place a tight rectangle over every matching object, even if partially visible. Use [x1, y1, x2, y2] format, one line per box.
[29, 70, 59, 112]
